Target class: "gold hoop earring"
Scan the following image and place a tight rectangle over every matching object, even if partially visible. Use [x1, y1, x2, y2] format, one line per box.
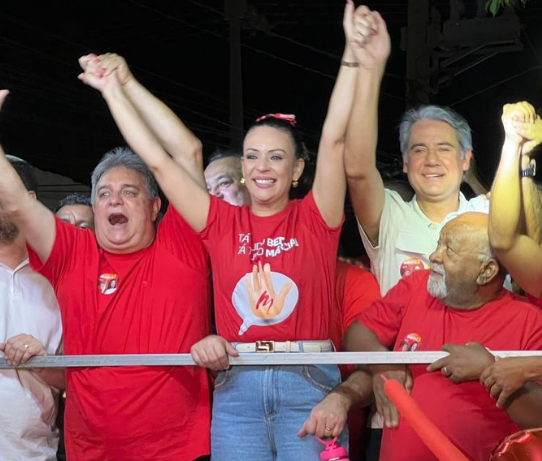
[240, 177, 245, 184]
[292, 179, 299, 188]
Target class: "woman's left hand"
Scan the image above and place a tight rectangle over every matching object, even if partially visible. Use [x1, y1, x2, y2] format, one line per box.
[0, 333, 47, 366]
[297, 391, 349, 438]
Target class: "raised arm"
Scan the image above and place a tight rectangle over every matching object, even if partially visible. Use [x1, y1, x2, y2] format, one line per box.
[489, 102, 542, 298]
[79, 53, 205, 187]
[520, 118, 542, 245]
[311, 0, 358, 227]
[0, 91, 55, 262]
[78, 62, 210, 232]
[344, 6, 391, 246]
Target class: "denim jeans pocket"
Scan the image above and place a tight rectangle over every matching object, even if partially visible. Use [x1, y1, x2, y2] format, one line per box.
[301, 364, 341, 393]
[214, 368, 232, 390]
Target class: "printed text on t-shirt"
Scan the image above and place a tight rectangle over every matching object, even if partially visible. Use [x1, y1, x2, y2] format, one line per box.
[237, 233, 300, 260]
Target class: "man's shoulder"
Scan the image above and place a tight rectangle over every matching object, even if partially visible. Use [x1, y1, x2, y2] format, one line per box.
[465, 194, 489, 213]
[386, 270, 431, 299]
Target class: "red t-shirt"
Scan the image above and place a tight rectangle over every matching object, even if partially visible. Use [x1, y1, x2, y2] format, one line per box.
[358, 270, 542, 461]
[28, 207, 211, 461]
[201, 192, 341, 342]
[331, 260, 381, 350]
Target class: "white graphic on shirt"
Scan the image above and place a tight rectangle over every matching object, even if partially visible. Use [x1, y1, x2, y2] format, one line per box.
[232, 262, 299, 335]
[237, 233, 299, 260]
[98, 273, 118, 295]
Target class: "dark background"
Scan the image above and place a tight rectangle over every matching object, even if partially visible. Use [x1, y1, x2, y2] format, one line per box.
[0, 0, 541, 188]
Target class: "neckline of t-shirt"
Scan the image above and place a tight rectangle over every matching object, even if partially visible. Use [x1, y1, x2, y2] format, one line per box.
[101, 243, 152, 261]
[444, 289, 510, 315]
[411, 192, 468, 226]
[247, 200, 295, 223]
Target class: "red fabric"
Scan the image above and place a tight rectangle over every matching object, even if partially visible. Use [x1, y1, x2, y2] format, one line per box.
[527, 293, 542, 307]
[333, 261, 381, 460]
[358, 270, 542, 461]
[201, 191, 342, 342]
[331, 260, 381, 350]
[28, 207, 212, 461]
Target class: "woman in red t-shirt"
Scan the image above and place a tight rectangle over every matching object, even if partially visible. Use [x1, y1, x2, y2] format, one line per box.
[76, 2, 381, 458]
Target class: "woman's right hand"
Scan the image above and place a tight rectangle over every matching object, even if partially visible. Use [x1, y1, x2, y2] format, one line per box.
[348, 4, 391, 71]
[190, 335, 239, 371]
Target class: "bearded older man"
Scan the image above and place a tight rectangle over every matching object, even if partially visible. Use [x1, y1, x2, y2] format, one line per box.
[307, 212, 542, 461]
[0, 90, 211, 461]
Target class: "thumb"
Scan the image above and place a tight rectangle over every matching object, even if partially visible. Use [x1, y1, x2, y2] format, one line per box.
[78, 53, 97, 70]
[225, 341, 239, 357]
[297, 416, 314, 438]
[343, 0, 355, 36]
[0, 342, 6, 352]
[373, 11, 388, 34]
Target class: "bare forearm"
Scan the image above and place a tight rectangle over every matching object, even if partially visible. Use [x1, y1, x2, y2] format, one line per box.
[489, 140, 522, 251]
[102, 82, 174, 172]
[343, 321, 388, 353]
[507, 382, 542, 429]
[313, 46, 357, 227]
[320, 47, 358, 145]
[122, 79, 204, 186]
[329, 368, 374, 410]
[344, 65, 384, 180]
[0, 145, 55, 262]
[102, 81, 209, 231]
[33, 368, 65, 390]
[0, 145, 35, 216]
[344, 66, 386, 244]
[521, 166, 542, 245]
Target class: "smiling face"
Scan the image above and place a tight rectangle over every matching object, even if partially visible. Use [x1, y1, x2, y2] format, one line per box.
[242, 126, 304, 215]
[93, 166, 160, 254]
[204, 156, 250, 206]
[56, 204, 95, 230]
[403, 119, 471, 203]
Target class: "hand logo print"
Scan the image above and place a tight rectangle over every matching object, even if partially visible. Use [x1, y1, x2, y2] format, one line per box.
[232, 262, 299, 335]
[246, 262, 293, 319]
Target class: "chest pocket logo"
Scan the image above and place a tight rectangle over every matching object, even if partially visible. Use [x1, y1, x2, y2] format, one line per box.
[98, 273, 119, 295]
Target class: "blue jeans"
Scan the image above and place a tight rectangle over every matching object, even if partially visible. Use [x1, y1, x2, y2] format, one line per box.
[211, 365, 348, 461]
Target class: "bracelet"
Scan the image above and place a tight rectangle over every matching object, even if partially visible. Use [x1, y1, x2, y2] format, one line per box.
[341, 60, 359, 67]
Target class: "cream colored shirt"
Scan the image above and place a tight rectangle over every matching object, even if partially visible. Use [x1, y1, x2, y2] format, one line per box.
[0, 259, 62, 461]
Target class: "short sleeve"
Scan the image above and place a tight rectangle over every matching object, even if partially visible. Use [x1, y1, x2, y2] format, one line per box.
[356, 272, 416, 347]
[301, 190, 344, 235]
[199, 195, 237, 243]
[27, 217, 94, 285]
[157, 205, 210, 274]
[341, 265, 381, 330]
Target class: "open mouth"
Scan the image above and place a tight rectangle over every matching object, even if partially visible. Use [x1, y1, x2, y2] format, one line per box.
[254, 179, 275, 185]
[108, 213, 128, 226]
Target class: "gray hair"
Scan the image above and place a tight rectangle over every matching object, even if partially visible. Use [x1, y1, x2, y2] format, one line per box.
[90, 147, 159, 204]
[399, 105, 473, 162]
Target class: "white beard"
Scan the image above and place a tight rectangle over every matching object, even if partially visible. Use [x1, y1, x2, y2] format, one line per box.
[427, 263, 448, 299]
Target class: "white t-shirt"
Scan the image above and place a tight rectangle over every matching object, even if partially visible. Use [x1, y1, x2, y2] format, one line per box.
[0, 259, 62, 461]
[359, 189, 489, 295]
